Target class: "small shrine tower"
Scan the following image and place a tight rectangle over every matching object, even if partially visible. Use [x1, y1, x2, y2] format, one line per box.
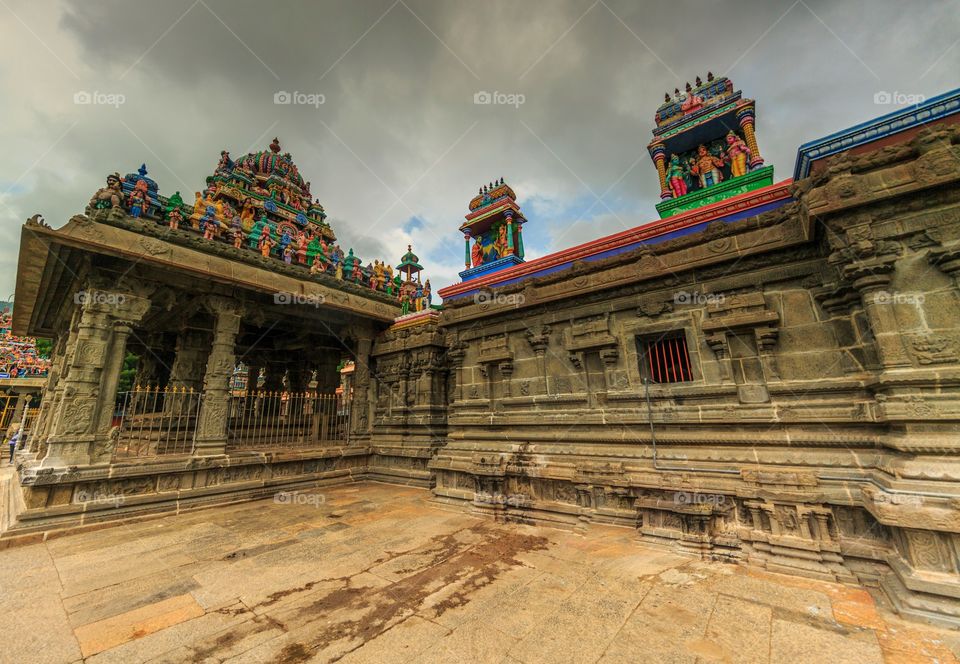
[396, 244, 424, 283]
[648, 73, 773, 218]
[458, 178, 527, 281]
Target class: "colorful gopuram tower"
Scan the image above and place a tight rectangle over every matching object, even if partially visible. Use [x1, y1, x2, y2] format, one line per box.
[458, 178, 526, 281]
[648, 73, 773, 218]
[202, 137, 336, 243]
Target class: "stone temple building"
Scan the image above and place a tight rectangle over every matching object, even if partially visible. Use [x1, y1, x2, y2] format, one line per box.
[5, 81, 960, 631]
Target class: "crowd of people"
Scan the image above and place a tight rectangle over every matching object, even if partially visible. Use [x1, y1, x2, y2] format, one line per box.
[0, 309, 51, 378]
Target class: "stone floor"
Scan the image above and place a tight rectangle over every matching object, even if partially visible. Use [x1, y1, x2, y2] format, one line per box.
[1, 482, 957, 664]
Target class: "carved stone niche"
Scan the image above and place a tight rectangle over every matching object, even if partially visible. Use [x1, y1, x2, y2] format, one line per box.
[477, 334, 513, 370]
[701, 291, 780, 401]
[564, 312, 620, 365]
[476, 334, 514, 398]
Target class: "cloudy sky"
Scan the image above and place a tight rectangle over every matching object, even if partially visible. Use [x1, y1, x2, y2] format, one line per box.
[0, 0, 957, 299]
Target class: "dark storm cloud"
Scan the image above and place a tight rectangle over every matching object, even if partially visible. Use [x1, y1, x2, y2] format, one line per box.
[1, 0, 957, 297]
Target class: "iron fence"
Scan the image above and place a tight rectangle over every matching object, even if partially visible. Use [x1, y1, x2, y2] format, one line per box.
[112, 386, 202, 459]
[226, 390, 351, 452]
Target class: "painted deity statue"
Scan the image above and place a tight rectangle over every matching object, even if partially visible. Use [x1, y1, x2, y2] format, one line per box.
[423, 279, 431, 307]
[725, 131, 752, 178]
[279, 228, 292, 255]
[296, 232, 308, 264]
[372, 261, 385, 290]
[230, 216, 243, 248]
[168, 208, 183, 230]
[665, 154, 688, 198]
[191, 192, 206, 228]
[89, 173, 124, 210]
[690, 144, 726, 189]
[414, 282, 424, 311]
[128, 179, 150, 218]
[471, 238, 483, 267]
[239, 197, 257, 231]
[495, 224, 509, 258]
[259, 229, 274, 257]
[216, 150, 233, 173]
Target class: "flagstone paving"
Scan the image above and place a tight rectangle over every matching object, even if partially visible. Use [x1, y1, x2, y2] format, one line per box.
[1, 482, 958, 663]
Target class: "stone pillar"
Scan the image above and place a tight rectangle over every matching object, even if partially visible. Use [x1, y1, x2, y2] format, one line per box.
[168, 329, 209, 391]
[505, 211, 515, 256]
[11, 393, 28, 423]
[42, 290, 149, 467]
[705, 333, 734, 383]
[351, 336, 374, 437]
[650, 143, 671, 199]
[755, 326, 781, 382]
[463, 231, 471, 270]
[193, 298, 242, 456]
[90, 321, 135, 463]
[31, 318, 75, 454]
[447, 342, 467, 402]
[844, 259, 911, 369]
[737, 106, 763, 168]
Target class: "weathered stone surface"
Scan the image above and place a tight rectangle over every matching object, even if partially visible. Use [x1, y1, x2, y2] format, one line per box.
[1, 483, 951, 663]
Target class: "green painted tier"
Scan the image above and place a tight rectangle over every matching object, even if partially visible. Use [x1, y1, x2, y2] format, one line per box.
[655, 165, 775, 218]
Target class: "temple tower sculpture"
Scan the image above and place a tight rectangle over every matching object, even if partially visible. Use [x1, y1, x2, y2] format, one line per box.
[458, 178, 527, 281]
[648, 73, 773, 218]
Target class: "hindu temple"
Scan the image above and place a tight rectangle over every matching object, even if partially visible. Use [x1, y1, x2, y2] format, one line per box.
[5, 81, 960, 640]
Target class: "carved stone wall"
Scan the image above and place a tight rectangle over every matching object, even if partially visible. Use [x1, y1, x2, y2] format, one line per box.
[432, 124, 960, 628]
[369, 319, 448, 486]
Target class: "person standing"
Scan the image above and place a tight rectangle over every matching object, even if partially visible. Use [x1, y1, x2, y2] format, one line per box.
[6, 423, 21, 464]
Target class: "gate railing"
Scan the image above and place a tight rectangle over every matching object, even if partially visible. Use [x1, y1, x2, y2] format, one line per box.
[112, 386, 201, 459]
[226, 390, 350, 452]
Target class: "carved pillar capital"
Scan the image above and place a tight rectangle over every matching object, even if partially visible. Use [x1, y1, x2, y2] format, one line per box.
[842, 258, 896, 295]
[929, 242, 960, 286]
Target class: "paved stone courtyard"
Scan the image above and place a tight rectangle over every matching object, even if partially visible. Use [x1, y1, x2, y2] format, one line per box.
[1, 482, 957, 664]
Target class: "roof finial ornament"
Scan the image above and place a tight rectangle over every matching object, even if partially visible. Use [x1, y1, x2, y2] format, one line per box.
[269, 137, 281, 154]
[685, 81, 692, 93]
[664, 92, 671, 102]
[707, 71, 714, 82]
[695, 75, 702, 87]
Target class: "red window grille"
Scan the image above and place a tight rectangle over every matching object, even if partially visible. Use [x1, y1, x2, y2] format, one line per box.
[639, 334, 693, 383]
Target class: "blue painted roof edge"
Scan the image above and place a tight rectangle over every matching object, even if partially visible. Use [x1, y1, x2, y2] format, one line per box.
[792, 87, 960, 181]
